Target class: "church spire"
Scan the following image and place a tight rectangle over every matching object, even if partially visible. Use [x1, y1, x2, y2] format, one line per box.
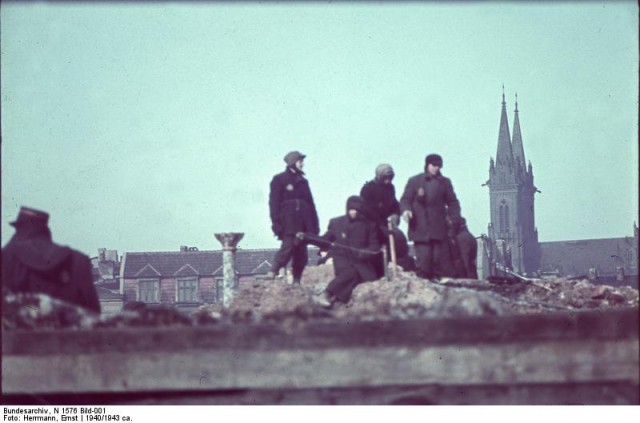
[495, 86, 513, 167]
[511, 93, 527, 173]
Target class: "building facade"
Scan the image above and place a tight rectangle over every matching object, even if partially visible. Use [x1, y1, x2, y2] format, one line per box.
[486, 91, 540, 276]
[119, 246, 320, 310]
[484, 91, 637, 286]
[538, 225, 638, 287]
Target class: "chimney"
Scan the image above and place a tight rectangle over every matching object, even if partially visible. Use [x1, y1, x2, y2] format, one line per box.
[214, 232, 244, 307]
[180, 245, 188, 252]
[98, 248, 106, 262]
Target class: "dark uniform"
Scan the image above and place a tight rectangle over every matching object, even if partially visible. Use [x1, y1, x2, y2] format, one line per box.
[447, 218, 478, 279]
[359, 164, 401, 229]
[316, 196, 380, 305]
[360, 164, 413, 277]
[400, 154, 462, 279]
[268, 151, 320, 283]
[2, 207, 100, 313]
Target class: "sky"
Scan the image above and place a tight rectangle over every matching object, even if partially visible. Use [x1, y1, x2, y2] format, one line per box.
[1, 1, 638, 257]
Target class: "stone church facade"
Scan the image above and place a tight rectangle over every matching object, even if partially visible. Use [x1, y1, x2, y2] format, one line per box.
[485, 90, 637, 286]
[486, 91, 540, 276]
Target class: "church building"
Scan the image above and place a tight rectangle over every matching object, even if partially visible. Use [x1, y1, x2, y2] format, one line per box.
[486, 90, 540, 276]
[484, 89, 637, 287]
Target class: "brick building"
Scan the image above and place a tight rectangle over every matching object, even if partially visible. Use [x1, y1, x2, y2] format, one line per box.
[538, 227, 638, 287]
[119, 246, 320, 310]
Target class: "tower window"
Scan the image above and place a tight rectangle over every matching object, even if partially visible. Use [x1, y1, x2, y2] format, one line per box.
[499, 204, 510, 232]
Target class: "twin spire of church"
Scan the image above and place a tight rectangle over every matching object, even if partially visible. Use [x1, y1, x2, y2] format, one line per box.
[512, 93, 527, 170]
[491, 87, 531, 181]
[495, 86, 513, 169]
[487, 87, 540, 275]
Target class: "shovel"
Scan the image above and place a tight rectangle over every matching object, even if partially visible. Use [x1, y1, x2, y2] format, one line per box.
[387, 220, 398, 280]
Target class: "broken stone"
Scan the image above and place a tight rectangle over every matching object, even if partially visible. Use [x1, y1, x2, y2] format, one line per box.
[2, 292, 99, 330]
[3, 264, 638, 331]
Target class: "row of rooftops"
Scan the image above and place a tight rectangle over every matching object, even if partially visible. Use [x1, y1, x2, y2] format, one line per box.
[539, 235, 637, 277]
[101, 247, 321, 279]
[94, 238, 636, 280]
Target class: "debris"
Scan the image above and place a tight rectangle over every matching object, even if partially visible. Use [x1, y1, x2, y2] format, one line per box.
[2, 292, 99, 330]
[3, 264, 638, 331]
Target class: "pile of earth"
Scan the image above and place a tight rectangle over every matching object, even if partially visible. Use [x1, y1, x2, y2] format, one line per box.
[210, 263, 638, 324]
[2, 264, 638, 330]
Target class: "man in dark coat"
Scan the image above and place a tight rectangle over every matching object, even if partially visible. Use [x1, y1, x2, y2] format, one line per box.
[267, 151, 320, 284]
[2, 207, 101, 313]
[400, 154, 462, 279]
[360, 164, 415, 276]
[360, 163, 401, 229]
[447, 217, 478, 279]
[312, 196, 381, 307]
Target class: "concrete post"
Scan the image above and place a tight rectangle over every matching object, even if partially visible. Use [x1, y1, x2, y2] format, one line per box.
[616, 266, 625, 282]
[214, 232, 244, 307]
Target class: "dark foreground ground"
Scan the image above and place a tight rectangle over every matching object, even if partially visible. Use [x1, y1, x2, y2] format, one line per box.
[2, 266, 638, 405]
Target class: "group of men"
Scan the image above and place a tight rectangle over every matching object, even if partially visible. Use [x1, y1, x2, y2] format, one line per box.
[267, 151, 478, 308]
[2, 150, 477, 315]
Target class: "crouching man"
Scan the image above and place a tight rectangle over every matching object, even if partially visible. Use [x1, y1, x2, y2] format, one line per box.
[306, 196, 381, 308]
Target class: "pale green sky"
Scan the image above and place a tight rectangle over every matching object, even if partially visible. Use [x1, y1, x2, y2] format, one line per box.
[1, 1, 638, 256]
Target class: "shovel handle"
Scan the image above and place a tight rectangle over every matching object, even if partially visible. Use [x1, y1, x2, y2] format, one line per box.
[388, 222, 398, 279]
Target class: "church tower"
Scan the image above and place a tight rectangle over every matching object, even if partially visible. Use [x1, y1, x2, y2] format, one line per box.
[487, 89, 540, 275]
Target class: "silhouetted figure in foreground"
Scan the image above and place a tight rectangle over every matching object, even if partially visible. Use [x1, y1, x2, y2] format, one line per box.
[2, 207, 100, 313]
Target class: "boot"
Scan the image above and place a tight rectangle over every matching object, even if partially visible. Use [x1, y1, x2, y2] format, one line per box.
[265, 270, 278, 280]
[313, 291, 335, 308]
[292, 277, 302, 285]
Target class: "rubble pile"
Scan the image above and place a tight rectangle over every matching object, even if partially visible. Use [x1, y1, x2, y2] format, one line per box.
[217, 264, 638, 324]
[2, 264, 638, 330]
[2, 293, 99, 330]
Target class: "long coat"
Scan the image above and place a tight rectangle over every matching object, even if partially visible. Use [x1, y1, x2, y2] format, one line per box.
[2, 235, 101, 313]
[455, 226, 478, 279]
[399, 172, 462, 242]
[359, 180, 401, 227]
[322, 215, 380, 283]
[269, 168, 320, 238]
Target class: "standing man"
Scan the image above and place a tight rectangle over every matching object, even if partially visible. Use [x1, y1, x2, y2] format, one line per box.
[400, 154, 462, 279]
[447, 216, 479, 279]
[2, 206, 101, 313]
[267, 151, 320, 284]
[311, 196, 380, 308]
[360, 163, 413, 276]
[360, 163, 401, 230]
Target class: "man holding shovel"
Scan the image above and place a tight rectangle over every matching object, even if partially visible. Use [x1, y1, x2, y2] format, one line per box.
[360, 164, 413, 278]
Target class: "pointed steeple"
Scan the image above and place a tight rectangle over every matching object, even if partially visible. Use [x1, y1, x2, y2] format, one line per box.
[511, 93, 527, 173]
[495, 86, 513, 167]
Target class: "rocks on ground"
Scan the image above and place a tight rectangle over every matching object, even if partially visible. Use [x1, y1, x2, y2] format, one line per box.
[2, 264, 638, 330]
